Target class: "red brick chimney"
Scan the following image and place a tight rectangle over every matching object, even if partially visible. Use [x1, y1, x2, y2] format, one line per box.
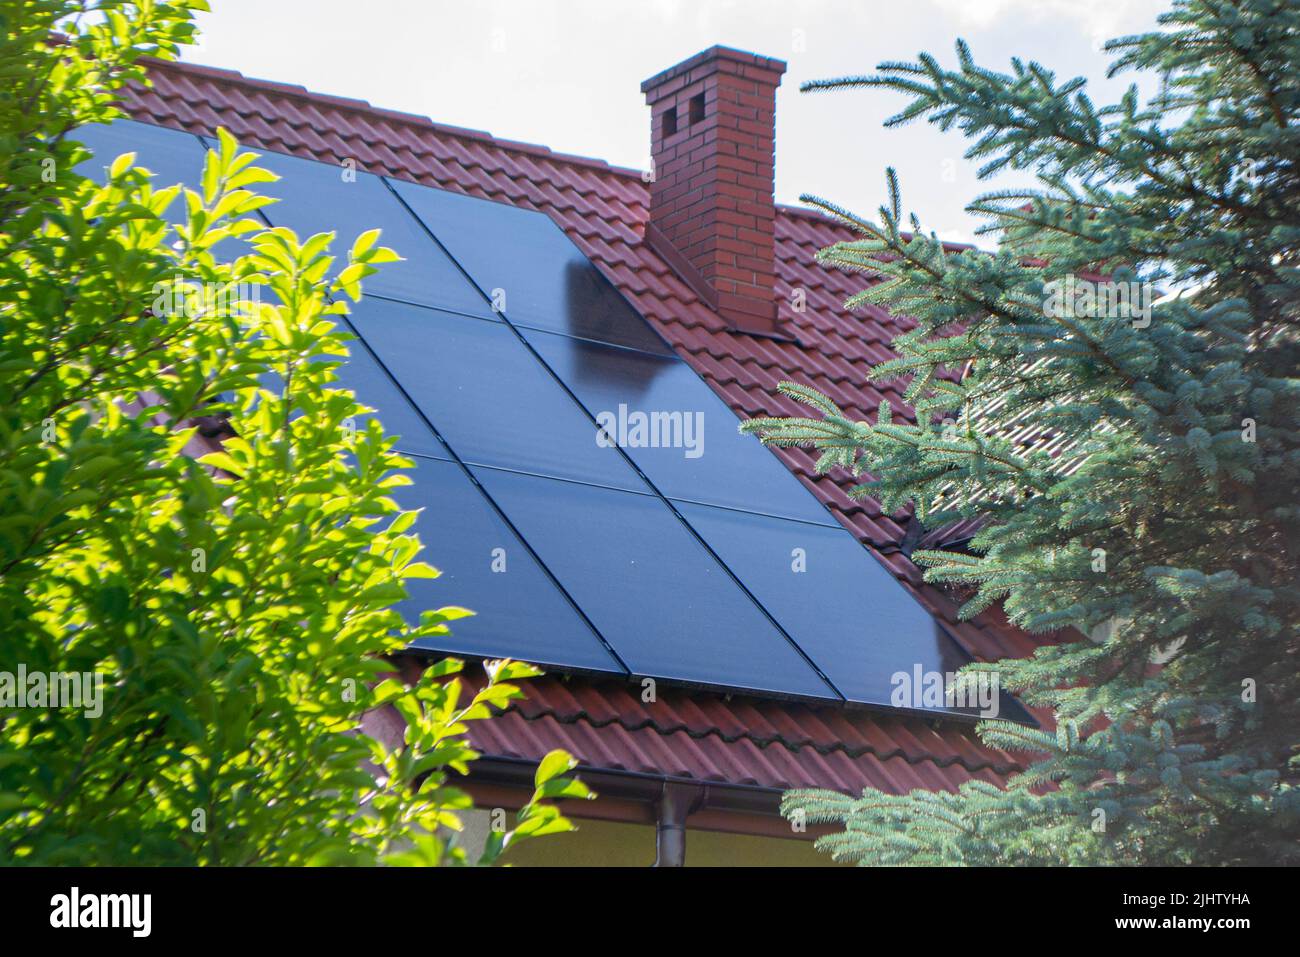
[641, 47, 786, 336]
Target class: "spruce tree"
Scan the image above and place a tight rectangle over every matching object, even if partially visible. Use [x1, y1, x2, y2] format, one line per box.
[743, 0, 1299, 864]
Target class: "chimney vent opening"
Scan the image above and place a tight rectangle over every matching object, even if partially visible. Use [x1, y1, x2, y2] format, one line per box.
[662, 105, 678, 138]
[688, 92, 705, 125]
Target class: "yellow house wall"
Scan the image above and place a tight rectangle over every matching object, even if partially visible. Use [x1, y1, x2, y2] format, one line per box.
[457, 809, 842, 867]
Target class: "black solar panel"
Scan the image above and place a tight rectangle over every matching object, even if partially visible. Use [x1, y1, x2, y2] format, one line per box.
[233, 148, 492, 318]
[394, 458, 626, 673]
[254, 311, 451, 461]
[677, 502, 1032, 720]
[73, 120, 207, 225]
[525, 329, 836, 525]
[328, 316, 451, 460]
[388, 178, 674, 355]
[471, 466, 840, 701]
[347, 298, 649, 491]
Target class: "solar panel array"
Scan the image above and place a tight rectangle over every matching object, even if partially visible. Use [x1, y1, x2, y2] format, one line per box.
[74, 119, 1030, 720]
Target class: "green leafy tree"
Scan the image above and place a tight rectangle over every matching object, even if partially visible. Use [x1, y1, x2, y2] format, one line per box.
[744, 0, 1298, 864]
[0, 0, 589, 865]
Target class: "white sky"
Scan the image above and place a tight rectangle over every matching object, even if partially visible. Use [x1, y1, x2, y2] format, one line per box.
[184, 0, 1169, 246]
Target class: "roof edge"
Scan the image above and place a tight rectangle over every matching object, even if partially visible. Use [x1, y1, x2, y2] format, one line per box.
[138, 55, 648, 180]
[138, 56, 912, 246]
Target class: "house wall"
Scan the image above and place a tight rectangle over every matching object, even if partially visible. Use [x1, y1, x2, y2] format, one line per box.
[456, 807, 841, 867]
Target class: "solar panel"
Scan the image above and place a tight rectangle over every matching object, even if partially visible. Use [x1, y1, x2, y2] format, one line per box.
[225, 147, 493, 318]
[327, 316, 452, 460]
[393, 458, 626, 673]
[471, 465, 840, 701]
[73, 120, 207, 224]
[346, 298, 650, 491]
[525, 329, 837, 525]
[388, 178, 674, 355]
[676, 502, 1032, 721]
[253, 311, 451, 461]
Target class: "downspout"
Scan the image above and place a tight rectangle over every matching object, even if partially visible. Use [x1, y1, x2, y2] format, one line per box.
[653, 782, 703, 867]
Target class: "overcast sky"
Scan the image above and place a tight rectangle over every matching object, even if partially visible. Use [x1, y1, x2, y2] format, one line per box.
[183, 0, 1170, 246]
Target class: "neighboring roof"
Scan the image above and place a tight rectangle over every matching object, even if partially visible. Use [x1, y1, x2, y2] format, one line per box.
[121, 56, 1048, 797]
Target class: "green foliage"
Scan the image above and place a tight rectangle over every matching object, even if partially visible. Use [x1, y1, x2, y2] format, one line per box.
[748, 0, 1299, 864]
[0, 1, 588, 865]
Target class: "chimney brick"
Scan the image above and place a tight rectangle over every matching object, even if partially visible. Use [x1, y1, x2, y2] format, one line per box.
[642, 47, 786, 336]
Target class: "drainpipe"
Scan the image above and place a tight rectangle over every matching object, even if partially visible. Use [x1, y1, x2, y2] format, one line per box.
[653, 782, 702, 867]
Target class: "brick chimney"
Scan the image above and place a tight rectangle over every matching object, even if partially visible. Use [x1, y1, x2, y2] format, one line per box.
[641, 47, 786, 336]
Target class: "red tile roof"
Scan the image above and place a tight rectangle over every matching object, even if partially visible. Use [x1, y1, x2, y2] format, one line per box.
[123, 56, 1048, 796]
[477, 675, 1019, 793]
[380, 662, 1022, 796]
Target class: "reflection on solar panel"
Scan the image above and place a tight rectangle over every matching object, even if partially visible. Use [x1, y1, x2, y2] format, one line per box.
[676, 502, 1020, 718]
[394, 459, 625, 673]
[224, 147, 492, 318]
[389, 178, 674, 355]
[79, 120, 1031, 721]
[73, 120, 207, 225]
[347, 298, 648, 492]
[525, 328, 836, 525]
